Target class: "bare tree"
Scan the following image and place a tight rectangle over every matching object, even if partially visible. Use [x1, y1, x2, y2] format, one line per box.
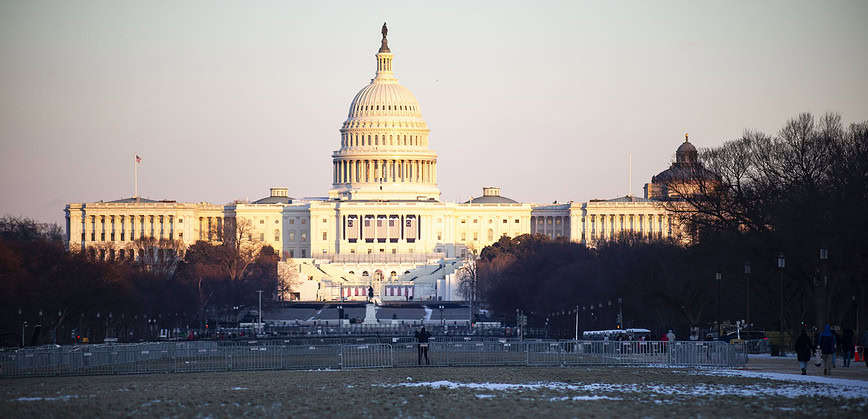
[220, 217, 264, 281]
[129, 237, 186, 277]
[277, 259, 302, 301]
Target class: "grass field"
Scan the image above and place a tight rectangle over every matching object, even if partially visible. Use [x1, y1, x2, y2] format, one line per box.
[1, 366, 866, 417]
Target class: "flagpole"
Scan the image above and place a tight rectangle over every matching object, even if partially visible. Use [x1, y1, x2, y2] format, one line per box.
[134, 154, 138, 200]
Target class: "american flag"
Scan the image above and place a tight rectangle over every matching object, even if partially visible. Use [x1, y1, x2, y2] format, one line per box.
[135, 155, 142, 163]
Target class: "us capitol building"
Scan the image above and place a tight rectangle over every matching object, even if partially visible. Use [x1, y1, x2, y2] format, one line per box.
[65, 25, 704, 302]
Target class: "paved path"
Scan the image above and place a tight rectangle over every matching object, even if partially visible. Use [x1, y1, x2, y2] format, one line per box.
[742, 355, 868, 381]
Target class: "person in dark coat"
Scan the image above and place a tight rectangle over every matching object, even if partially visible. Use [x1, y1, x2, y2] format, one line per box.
[794, 329, 813, 375]
[414, 326, 431, 365]
[819, 324, 837, 376]
[841, 329, 854, 368]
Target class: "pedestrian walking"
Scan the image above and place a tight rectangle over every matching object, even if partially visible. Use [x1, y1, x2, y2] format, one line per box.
[415, 326, 431, 365]
[819, 324, 837, 376]
[795, 329, 812, 375]
[841, 329, 854, 368]
[666, 329, 676, 342]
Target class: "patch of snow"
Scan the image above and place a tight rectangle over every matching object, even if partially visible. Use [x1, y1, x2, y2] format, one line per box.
[748, 353, 795, 359]
[13, 395, 79, 402]
[231, 387, 248, 391]
[549, 396, 622, 401]
[379, 379, 868, 401]
[701, 369, 868, 390]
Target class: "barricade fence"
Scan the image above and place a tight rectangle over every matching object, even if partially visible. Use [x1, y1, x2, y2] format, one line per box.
[0, 340, 747, 378]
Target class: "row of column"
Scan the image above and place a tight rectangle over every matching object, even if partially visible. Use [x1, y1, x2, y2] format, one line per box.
[531, 216, 569, 238]
[342, 133, 424, 147]
[84, 214, 177, 243]
[198, 217, 224, 241]
[586, 214, 672, 240]
[333, 159, 436, 184]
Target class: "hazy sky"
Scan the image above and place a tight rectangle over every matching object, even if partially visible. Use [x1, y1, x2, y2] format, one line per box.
[1, 1, 867, 225]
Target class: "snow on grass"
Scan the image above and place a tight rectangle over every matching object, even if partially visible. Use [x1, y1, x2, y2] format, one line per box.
[698, 369, 868, 399]
[549, 395, 623, 401]
[378, 378, 868, 400]
[12, 395, 79, 402]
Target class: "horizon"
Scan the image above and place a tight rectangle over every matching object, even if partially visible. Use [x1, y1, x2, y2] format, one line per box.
[2, 1, 867, 225]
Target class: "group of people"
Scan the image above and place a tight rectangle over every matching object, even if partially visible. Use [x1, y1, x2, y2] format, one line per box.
[795, 325, 857, 375]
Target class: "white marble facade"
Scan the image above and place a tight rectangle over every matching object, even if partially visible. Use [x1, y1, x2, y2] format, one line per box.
[65, 26, 680, 302]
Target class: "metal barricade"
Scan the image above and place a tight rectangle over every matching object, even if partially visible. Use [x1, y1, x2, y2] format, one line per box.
[0, 339, 747, 377]
[340, 344, 393, 369]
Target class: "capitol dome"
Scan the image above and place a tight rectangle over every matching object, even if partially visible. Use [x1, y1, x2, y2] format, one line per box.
[329, 24, 440, 202]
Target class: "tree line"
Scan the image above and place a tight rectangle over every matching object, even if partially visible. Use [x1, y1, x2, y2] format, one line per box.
[471, 113, 867, 341]
[0, 216, 283, 347]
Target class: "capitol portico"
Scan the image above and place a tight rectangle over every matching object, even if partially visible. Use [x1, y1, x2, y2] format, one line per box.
[65, 24, 698, 303]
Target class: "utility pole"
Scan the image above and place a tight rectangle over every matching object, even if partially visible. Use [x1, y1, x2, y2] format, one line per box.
[574, 305, 579, 341]
[257, 290, 263, 334]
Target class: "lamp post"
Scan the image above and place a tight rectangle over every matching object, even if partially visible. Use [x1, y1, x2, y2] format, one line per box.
[575, 305, 579, 340]
[438, 305, 445, 328]
[18, 308, 24, 348]
[819, 247, 829, 326]
[336, 305, 344, 328]
[716, 272, 722, 337]
[777, 252, 786, 334]
[256, 290, 263, 334]
[744, 262, 751, 325]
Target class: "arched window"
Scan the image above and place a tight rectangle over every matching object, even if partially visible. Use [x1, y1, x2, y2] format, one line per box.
[362, 271, 369, 277]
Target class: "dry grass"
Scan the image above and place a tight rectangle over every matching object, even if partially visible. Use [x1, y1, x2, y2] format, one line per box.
[0, 367, 864, 418]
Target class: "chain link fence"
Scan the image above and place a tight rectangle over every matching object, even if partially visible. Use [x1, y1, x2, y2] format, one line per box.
[0, 340, 747, 378]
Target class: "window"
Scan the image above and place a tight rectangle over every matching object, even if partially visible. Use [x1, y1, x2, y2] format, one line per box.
[301, 249, 306, 257]
[322, 249, 327, 254]
[275, 220, 279, 224]
[515, 219, 520, 223]
[461, 219, 466, 224]
[289, 232, 296, 241]
[290, 219, 295, 225]
[503, 219, 508, 224]
[322, 232, 327, 240]
[301, 232, 307, 241]
[179, 218, 183, 223]
[437, 232, 442, 240]
[322, 218, 327, 223]
[289, 249, 294, 258]
[259, 233, 264, 241]
[489, 219, 493, 224]
[391, 249, 396, 254]
[461, 232, 466, 241]
[301, 219, 306, 224]
[473, 219, 478, 224]
[473, 232, 478, 240]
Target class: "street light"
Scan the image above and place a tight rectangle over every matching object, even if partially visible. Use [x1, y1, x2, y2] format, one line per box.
[819, 247, 829, 326]
[744, 262, 751, 325]
[256, 290, 263, 334]
[336, 305, 344, 328]
[777, 252, 786, 334]
[715, 272, 722, 337]
[438, 305, 445, 328]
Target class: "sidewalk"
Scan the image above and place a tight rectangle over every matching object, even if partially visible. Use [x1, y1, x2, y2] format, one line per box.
[743, 354, 868, 381]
